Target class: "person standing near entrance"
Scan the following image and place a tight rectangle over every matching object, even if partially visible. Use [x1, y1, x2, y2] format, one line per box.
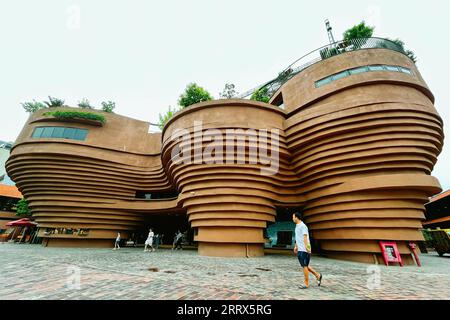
[172, 230, 183, 250]
[154, 233, 160, 249]
[144, 228, 155, 252]
[292, 212, 322, 289]
[113, 232, 121, 250]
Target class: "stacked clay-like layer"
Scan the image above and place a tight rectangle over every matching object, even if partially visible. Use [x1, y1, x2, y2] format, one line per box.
[161, 101, 302, 257]
[7, 109, 177, 247]
[278, 49, 443, 263]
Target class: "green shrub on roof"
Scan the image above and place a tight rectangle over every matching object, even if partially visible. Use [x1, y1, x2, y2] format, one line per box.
[178, 83, 213, 108]
[250, 87, 270, 103]
[44, 111, 106, 124]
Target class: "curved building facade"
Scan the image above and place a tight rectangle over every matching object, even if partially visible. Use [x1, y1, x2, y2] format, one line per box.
[6, 44, 444, 264]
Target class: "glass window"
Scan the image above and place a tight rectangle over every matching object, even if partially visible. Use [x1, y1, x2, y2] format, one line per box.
[316, 64, 412, 88]
[315, 77, 333, 88]
[332, 70, 350, 81]
[62, 127, 76, 139]
[74, 129, 88, 141]
[349, 66, 369, 75]
[399, 67, 412, 74]
[384, 65, 400, 72]
[368, 65, 385, 71]
[52, 127, 65, 138]
[32, 127, 44, 138]
[41, 127, 54, 138]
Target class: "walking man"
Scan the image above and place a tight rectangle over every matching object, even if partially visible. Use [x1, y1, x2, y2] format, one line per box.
[292, 212, 322, 289]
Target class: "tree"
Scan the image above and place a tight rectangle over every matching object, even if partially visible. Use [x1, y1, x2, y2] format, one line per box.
[16, 198, 31, 217]
[78, 98, 93, 109]
[343, 21, 374, 41]
[178, 83, 213, 108]
[158, 106, 178, 130]
[219, 83, 237, 99]
[44, 96, 65, 108]
[101, 101, 116, 113]
[250, 87, 270, 103]
[386, 38, 417, 63]
[21, 100, 46, 113]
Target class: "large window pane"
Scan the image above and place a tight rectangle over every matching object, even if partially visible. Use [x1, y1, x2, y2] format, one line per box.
[368, 65, 385, 71]
[30, 126, 89, 140]
[52, 127, 65, 138]
[399, 67, 412, 74]
[62, 127, 76, 139]
[315, 77, 332, 88]
[349, 66, 369, 75]
[32, 127, 44, 138]
[74, 129, 88, 141]
[332, 70, 349, 81]
[315, 64, 412, 89]
[384, 65, 400, 72]
[41, 127, 54, 138]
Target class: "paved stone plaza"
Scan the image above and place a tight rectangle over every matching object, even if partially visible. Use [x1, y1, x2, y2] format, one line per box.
[0, 244, 449, 300]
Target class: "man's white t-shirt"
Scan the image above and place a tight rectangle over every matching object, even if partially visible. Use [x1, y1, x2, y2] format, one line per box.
[295, 221, 309, 252]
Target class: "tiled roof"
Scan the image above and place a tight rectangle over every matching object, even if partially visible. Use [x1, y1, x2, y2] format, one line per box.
[0, 184, 22, 199]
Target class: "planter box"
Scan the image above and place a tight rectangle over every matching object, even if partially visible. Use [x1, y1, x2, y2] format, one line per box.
[34, 116, 104, 127]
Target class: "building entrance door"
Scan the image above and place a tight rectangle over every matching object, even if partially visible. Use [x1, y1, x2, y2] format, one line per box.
[137, 213, 194, 247]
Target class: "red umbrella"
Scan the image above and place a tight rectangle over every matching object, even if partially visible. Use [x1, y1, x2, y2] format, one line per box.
[6, 218, 37, 227]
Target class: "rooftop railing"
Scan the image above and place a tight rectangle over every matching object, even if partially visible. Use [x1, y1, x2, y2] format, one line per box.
[238, 37, 408, 99]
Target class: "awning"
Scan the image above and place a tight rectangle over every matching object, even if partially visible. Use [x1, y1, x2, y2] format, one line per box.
[6, 218, 37, 227]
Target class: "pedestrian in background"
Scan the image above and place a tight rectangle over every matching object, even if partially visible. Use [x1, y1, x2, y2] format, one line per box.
[113, 232, 121, 250]
[154, 233, 160, 249]
[172, 230, 183, 250]
[144, 228, 155, 252]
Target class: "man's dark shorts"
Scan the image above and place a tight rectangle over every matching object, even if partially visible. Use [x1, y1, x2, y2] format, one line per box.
[297, 251, 310, 267]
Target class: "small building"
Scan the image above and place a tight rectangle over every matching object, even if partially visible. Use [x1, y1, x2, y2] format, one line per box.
[0, 183, 23, 241]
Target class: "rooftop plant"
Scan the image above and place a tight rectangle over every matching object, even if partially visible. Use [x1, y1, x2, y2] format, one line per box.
[178, 83, 213, 108]
[77, 98, 94, 109]
[219, 83, 238, 99]
[158, 106, 178, 130]
[250, 87, 270, 103]
[44, 110, 106, 124]
[343, 21, 374, 42]
[44, 96, 65, 108]
[21, 100, 46, 113]
[384, 38, 417, 63]
[101, 101, 116, 113]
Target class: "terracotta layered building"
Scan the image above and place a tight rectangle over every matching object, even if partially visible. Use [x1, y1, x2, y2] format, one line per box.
[6, 38, 444, 264]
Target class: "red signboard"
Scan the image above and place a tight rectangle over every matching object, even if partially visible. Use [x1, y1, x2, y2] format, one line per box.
[379, 241, 403, 266]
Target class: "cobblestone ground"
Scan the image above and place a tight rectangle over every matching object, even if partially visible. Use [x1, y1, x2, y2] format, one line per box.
[0, 243, 449, 300]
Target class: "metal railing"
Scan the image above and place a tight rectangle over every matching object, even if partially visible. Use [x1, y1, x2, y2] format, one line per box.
[238, 37, 408, 99]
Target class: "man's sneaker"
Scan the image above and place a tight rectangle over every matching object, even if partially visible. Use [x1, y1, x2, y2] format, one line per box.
[299, 284, 309, 289]
[317, 273, 323, 287]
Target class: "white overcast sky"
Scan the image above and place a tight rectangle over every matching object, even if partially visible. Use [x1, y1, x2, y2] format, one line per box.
[0, 0, 448, 191]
